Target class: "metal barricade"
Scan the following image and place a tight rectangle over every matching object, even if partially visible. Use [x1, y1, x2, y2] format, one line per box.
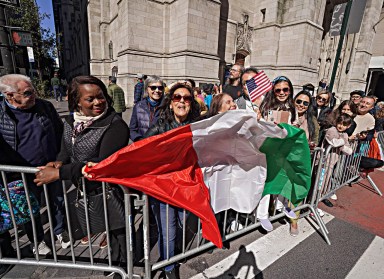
[314, 141, 363, 204]
[137, 146, 331, 279]
[377, 131, 384, 149]
[358, 137, 383, 196]
[6, 138, 379, 279]
[0, 165, 139, 279]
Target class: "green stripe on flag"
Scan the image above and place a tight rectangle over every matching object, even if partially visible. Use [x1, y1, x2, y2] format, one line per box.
[259, 123, 312, 206]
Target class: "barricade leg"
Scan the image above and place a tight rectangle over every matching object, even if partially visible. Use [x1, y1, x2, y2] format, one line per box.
[307, 205, 331, 245]
[367, 175, 383, 196]
[142, 194, 152, 279]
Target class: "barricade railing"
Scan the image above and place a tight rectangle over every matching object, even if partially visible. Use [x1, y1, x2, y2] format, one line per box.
[137, 147, 331, 278]
[4, 139, 379, 278]
[314, 141, 364, 205]
[0, 165, 139, 279]
[377, 130, 384, 149]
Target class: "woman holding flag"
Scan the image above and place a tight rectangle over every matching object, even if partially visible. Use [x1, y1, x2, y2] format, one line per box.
[34, 76, 130, 276]
[258, 75, 301, 236]
[144, 82, 200, 279]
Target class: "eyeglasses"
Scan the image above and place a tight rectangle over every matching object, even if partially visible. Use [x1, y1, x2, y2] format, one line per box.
[7, 90, 35, 98]
[351, 95, 361, 99]
[316, 96, 328, 102]
[171, 94, 193, 103]
[295, 99, 309, 107]
[149, 86, 164, 91]
[230, 68, 240, 72]
[274, 88, 290, 94]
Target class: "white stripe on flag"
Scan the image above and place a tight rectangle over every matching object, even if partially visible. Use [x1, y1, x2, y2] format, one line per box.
[189, 110, 287, 213]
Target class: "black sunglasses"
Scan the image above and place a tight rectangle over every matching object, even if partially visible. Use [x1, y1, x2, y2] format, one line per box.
[295, 99, 309, 107]
[171, 94, 193, 103]
[316, 96, 328, 102]
[274, 87, 289, 93]
[148, 86, 164, 91]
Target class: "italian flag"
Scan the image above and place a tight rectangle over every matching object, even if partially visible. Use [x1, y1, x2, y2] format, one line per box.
[86, 110, 311, 248]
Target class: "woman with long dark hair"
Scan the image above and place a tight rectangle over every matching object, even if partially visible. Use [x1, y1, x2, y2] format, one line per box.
[259, 76, 296, 124]
[293, 90, 320, 146]
[144, 82, 200, 279]
[325, 100, 357, 137]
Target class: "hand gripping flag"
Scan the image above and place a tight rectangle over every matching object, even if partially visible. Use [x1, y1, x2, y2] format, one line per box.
[245, 71, 273, 102]
[85, 110, 311, 248]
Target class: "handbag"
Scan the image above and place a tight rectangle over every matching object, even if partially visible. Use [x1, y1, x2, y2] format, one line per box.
[73, 185, 125, 235]
[0, 180, 40, 233]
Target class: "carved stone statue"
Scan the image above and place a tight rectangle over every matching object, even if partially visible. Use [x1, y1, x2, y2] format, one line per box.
[236, 14, 252, 54]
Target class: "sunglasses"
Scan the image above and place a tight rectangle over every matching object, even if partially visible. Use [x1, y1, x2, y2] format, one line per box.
[274, 88, 289, 94]
[295, 99, 309, 107]
[316, 96, 328, 102]
[171, 94, 193, 103]
[148, 86, 164, 91]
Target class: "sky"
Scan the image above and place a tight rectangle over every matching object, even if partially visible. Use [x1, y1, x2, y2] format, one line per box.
[36, 0, 55, 35]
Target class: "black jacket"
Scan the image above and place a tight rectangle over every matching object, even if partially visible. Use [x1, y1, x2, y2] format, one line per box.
[58, 109, 129, 192]
[144, 117, 191, 138]
[0, 98, 63, 166]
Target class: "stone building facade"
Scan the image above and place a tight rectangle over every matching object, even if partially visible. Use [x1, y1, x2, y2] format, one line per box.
[53, 0, 90, 80]
[54, 0, 384, 105]
[368, 5, 384, 100]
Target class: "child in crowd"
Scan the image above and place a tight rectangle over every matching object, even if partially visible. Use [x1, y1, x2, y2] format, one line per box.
[322, 114, 353, 202]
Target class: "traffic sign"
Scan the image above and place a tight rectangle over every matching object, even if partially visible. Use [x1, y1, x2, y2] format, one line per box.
[12, 31, 33, 46]
[0, 0, 20, 7]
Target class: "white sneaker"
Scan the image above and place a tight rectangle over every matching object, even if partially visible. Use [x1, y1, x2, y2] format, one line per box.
[230, 220, 243, 231]
[317, 208, 325, 217]
[330, 194, 338, 200]
[33, 241, 51, 256]
[57, 231, 71, 249]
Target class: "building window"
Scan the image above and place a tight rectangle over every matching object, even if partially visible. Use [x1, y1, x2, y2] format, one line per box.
[108, 41, 113, 60]
[261, 9, 266, 23]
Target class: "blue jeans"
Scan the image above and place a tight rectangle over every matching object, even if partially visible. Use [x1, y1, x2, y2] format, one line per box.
[150, 198, 184, 272]
[53, 85, 62, 101]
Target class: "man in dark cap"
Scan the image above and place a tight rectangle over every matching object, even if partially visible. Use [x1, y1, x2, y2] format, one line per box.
[107, 76, 126, 117]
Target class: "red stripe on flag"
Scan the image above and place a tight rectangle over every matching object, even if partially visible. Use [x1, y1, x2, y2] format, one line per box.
[85, 124, 223, 248]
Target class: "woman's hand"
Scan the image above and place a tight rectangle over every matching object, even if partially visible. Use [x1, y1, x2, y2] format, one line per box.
[82, 162, 98, 179]
[45, 161, 63, 168]
[34, 166, 60, 186]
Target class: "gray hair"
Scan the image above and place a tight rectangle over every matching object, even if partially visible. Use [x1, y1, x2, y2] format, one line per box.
[143, 75, 164, 98]
[0, 74, 32, 93]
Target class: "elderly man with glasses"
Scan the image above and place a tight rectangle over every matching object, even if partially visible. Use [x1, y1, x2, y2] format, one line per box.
[0, 74, 67, 276]
[351, 96, 376, 141]
[222, 64, 244, 101]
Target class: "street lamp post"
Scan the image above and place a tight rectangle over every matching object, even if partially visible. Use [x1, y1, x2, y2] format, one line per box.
[328, 0, 353, 93]
[0, 6, 14, 74]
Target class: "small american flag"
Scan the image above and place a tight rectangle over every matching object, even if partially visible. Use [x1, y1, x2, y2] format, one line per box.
[245, 71, 273, 102]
